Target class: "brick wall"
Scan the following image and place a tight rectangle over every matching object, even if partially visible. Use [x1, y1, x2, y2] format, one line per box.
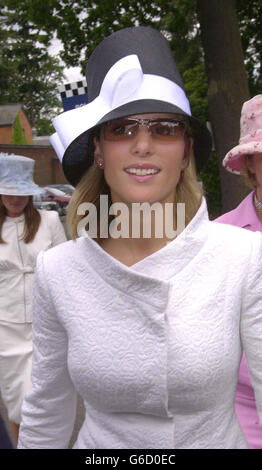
[0, 144, 68, 185]
[0, 126, 13, 145]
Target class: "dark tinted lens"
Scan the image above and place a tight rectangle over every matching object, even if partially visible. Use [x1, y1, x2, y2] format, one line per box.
[150, 120, 186, 139]
[104, 119, 137, 140]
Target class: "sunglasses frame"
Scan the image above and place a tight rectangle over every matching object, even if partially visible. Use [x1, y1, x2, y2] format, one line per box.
[103, 117, 189, 141]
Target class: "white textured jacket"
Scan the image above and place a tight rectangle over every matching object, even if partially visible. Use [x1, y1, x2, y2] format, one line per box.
[0, 210, 66, 323]
[18, 199, 262, 448]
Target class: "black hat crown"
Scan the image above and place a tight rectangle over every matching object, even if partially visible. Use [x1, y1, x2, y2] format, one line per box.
[86, 27, 185, 102]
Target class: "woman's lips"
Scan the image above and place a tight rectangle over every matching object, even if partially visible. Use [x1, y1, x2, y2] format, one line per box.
[124, 164, 160, 182]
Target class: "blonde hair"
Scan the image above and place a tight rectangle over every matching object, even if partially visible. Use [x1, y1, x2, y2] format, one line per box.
[0, 196, 41, 244]
[67, 144, 203, 240]
[241, 154, 256, 189]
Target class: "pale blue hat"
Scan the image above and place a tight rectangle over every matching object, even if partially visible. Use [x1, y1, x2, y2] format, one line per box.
[0, 153, 44, 196]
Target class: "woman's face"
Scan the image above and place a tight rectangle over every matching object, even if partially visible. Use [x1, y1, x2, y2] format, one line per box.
[94, 113, 192, 206]
[1, 195, 29, 217]
[246, 153, 262, 195]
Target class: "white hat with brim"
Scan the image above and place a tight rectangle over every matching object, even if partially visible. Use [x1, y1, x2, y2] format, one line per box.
[223, 95, 262, 174]
[0, 153, 44, 196]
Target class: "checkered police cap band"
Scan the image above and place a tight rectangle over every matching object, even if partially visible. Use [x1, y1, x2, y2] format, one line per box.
[59, 80, 88, 99]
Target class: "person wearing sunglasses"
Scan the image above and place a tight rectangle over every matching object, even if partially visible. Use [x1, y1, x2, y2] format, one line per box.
[18, 27, 262, 449]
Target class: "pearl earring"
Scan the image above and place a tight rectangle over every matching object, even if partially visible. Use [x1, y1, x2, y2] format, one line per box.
[97, 160, 104, 169]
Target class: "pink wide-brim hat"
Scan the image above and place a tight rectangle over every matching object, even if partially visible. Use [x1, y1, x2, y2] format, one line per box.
[223, 94, 262, 174]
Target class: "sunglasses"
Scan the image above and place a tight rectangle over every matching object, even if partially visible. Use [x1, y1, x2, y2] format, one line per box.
[103, 117, 188, 141]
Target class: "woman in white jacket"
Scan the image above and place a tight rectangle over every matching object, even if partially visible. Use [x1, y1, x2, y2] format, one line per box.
[0, 153, 66, 444]
[18, 27, 262, 449]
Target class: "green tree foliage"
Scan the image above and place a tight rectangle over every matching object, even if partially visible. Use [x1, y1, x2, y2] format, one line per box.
[183, 64, 209, 123]
[199, 152, 222, 220]
[0, 0, 64, 130]
[0, 7, 15, 94]
[11, 114, 28, 144]
[7, 0, 260, 112]
[2, 40, 64, 128]
[4, 0, 261, 110]
[237, 0, 262, 96]
[36, 117, 55, 136]
[19, 1, 202, 75]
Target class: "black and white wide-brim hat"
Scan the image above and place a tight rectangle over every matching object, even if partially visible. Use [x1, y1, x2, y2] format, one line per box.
[50, 26, 212, 186]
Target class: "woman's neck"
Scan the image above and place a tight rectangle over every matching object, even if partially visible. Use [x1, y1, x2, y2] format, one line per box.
[6, 211, 24, 218]
[99, 202, 181, 266]
[99, 235, 170, 267]
[254, 188, 262, 223]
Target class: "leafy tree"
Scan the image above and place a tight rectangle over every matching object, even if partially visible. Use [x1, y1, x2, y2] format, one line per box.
[183, 63, 209, 123]
[4, 1, 261, 106]
[11, 114, 28, 144]
[199, 152, 222, 220]
[3, 40, 64, 128]
[18, 1, 202, 75]
[237, 0, 262, 96]
[36, 117, 55, 136]
[0, 1, 64, 130]
[0, 6, 15, 95]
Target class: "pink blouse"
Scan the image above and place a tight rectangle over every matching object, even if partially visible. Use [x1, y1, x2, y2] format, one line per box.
[216, 190, 262, 448]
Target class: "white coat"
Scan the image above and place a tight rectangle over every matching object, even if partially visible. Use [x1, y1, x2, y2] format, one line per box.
[0, 210, 67, 323]
[0, 209, 66, 423]
[18, 199, 262, 448]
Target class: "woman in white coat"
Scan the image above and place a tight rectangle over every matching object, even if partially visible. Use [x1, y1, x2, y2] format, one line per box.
[18, 27, 262, 449]
[0, 153, 66, 444]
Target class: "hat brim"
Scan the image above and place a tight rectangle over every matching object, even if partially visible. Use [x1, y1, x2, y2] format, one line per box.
[62, 99, 212, 186]
[0, 185, 44, 197]
[223, 142, 262, 174]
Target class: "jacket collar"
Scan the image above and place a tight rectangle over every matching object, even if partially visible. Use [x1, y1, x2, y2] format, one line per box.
[74, 198, 209, 306]
[5, 214, 25, 223]
[228, 191, 262, 231]
[131, 197, 209, 281]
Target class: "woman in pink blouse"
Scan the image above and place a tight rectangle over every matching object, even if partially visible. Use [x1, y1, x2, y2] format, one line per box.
[216, 94, 262, 448]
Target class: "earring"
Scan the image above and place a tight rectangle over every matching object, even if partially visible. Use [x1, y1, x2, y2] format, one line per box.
[96, 160, 104, 169]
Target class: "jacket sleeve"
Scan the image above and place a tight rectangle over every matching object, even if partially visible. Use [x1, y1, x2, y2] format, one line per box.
[18, 251, 77, 449]
[241, 232, 262, 423]
[50, 211, 67, 246]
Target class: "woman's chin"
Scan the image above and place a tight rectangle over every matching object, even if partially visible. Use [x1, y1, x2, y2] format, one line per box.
[113, 191, 166, 206]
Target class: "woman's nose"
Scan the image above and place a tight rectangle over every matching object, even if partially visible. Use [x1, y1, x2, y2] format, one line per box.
[130, 126, 153, 156]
